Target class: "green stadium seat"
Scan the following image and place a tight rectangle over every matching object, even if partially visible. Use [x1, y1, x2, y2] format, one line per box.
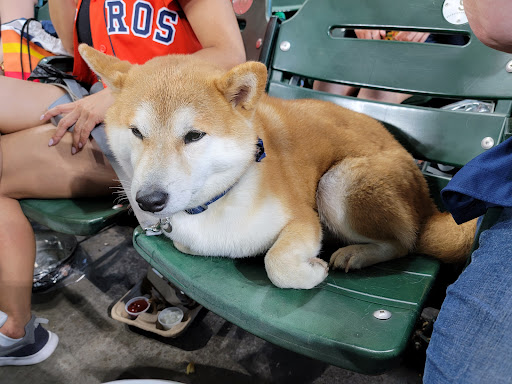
[20, 198, 127, 236]
[135, 0, 512, 373]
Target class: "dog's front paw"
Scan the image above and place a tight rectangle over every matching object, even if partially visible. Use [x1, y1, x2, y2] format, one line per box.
[265, 257, 328, 289]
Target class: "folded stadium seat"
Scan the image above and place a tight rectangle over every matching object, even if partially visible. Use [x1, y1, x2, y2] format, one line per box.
[134, 0, 512, 373]
[20, 198, 128, 236]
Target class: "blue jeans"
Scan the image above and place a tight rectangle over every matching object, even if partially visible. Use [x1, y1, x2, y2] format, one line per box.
[424, 207, 512, 384]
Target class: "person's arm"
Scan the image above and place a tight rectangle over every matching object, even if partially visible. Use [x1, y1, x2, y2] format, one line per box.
[179, 0, 246, 70]
[48, 0, 77, 55]
[464, 0, 512, 53]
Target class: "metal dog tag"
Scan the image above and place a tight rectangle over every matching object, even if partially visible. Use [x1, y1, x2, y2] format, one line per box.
[160, 218, 173, 233]
[143, 217, 172, 235]
[144, 222, 163, 236]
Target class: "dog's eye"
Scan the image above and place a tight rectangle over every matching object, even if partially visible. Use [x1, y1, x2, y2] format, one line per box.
[184, 130, 206, 144]
[130, 126, 144, 140]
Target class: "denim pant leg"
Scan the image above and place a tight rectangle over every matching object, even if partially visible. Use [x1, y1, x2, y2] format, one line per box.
[424, 207, 512, 384]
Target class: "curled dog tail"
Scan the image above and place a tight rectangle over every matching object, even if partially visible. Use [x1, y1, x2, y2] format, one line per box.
[416, 212, 477, 263]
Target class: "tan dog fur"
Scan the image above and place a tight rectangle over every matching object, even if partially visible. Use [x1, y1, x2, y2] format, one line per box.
[79, 44, 476, 289]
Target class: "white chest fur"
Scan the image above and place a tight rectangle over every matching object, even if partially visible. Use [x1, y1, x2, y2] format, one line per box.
[164, 170, 290, 258]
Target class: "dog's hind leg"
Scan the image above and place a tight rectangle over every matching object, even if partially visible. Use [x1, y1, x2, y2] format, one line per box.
[317, 157, 423, 271]
[329, 241, 409, 272]
[264, 210, 328, 289]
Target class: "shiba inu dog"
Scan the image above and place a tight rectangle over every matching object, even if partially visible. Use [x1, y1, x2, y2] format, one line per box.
[79, 44, 476, 290]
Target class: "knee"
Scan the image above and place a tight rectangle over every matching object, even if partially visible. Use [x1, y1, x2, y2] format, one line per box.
[0, 137, 16, 200]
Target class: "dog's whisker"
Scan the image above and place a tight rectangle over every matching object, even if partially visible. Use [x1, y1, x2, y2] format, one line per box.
[112, 191, 128, 198]
[111, 188, 128, 195]
[111, 186, 128, 192]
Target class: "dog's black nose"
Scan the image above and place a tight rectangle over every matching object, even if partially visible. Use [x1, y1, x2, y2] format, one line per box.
[136, 190, 169, 212]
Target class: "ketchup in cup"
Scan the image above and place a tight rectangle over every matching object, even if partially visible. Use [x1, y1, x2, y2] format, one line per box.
[125, 297, 150, 318]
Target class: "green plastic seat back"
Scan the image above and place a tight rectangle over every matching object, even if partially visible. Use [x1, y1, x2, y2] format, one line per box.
[268, 0, 512, 208]
[133, 0, 512, 374]
[272, 0, 512, 99]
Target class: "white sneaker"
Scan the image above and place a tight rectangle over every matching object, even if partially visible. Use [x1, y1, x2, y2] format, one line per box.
[0, 315, 59, 366]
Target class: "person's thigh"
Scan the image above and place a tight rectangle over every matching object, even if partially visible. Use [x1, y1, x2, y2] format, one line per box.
[0, 77, 66, 133]
[0, 124, 118, 199]
[424, 207, 512, 384]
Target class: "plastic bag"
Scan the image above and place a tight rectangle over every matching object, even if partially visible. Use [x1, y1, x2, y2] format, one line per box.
[32, 229, 88, 292]
[441, 99, 495, 113]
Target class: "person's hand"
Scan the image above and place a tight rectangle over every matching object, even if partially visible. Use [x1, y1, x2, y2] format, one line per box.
[42, 88, 114, 154]
[394, 31, 430, 43]
[354, 29, 386, 40]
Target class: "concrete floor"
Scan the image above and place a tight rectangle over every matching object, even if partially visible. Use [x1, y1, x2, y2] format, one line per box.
[3, 222, 426, 384]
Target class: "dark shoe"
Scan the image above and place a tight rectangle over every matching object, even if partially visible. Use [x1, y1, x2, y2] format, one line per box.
[0, 315, 58, 366]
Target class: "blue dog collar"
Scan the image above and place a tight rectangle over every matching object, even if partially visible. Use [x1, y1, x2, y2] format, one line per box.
[255, 137, 266, 162]
[185, 185, 235, 215]
[185, 137, 266, 215]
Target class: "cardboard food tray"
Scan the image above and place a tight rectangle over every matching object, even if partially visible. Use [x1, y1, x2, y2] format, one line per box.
[111, 275, 202, 337]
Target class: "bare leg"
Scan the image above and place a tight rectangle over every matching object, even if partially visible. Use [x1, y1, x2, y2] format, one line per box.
[317, 158, 422, 272]
[357, 88, 411, 104]
[0, 125, 117, 338]
[312, 80, 411, 104]
[0, 197, 35, 338]
[313, 80, 358, 96]
[0, 76, 66, 133]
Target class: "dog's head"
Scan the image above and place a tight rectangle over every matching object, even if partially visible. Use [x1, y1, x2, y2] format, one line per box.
[79, 44, 267, 216]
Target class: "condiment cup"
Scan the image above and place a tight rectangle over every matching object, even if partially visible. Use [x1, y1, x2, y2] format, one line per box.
[158, 307, 184, 330]
[124, 296, 150, 319]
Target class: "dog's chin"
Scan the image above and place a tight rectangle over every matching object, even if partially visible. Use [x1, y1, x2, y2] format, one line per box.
[151, 198, 209, 218]
[151, 205, 185, 218]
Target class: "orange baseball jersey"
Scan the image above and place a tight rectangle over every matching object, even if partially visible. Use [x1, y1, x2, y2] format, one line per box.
[73, 0, 202, 84]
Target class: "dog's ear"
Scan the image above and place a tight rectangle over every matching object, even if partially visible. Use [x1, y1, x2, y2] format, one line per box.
[78, 44, 132, 92]
[216, 61, 267, 111]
